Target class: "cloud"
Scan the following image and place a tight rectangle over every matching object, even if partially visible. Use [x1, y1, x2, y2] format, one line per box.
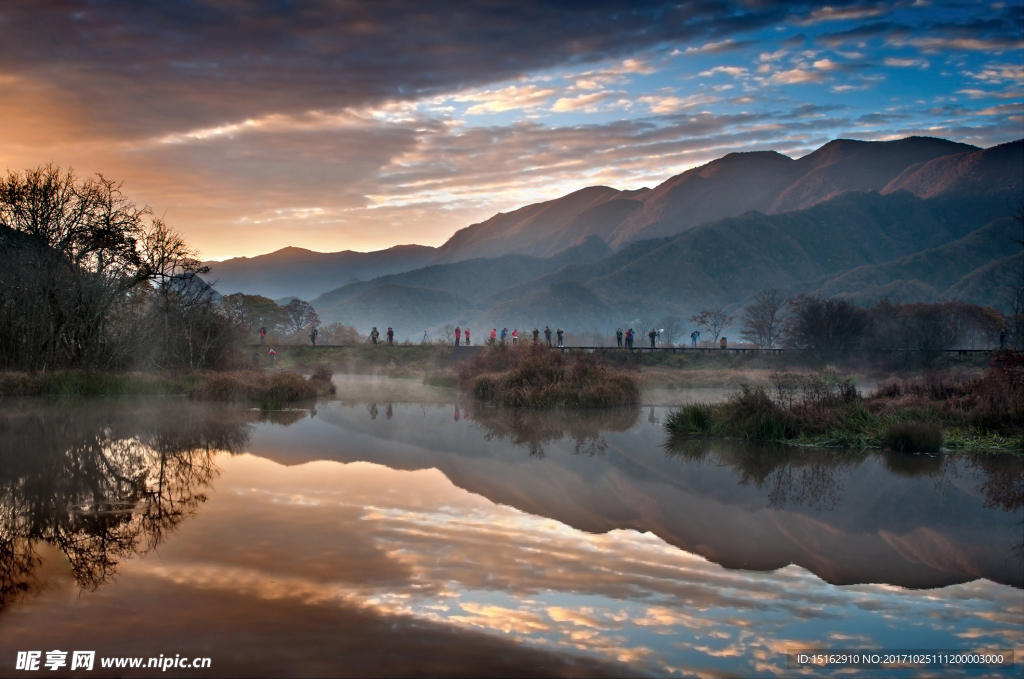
[454, 85, 557, 114]
[812, 58, 843, 71]
[2, 0, 1021, 258]
[966, 63, 1024, 83]
[551, 91, 617, 113]
[769, 69, 827, 84]
[883, 57, 930, 68]
[674, 39, 755, 55]
[699, 66, 749, 78]
[902, 36, 1024, 53]
[798, 4, 890, 25]
[637, 94, 720, 113]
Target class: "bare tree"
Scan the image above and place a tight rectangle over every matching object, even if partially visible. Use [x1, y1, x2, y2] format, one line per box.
[442, 324, 455, 345]
[740, 288, 787, 348]
[634, 313, 656, 341]
[784, 294, 866, 357]
[688, 307, 734, 344]
[658, 314, 684, 347]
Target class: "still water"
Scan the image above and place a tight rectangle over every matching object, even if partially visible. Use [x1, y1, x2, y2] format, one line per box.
[1, 377, 1021, 677]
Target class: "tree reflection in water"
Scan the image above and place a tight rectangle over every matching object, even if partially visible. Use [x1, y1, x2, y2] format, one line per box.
[468, 404, 640, 458]
[666, 436, 1023, 529]
[666, 438, 861, 512]
[0, 401, 253, 609]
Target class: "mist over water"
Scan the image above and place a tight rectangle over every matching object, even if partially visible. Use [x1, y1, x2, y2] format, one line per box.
[1, 380, 1021, 677]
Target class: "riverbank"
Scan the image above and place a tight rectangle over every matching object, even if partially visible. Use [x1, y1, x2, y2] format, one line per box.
[0, 368, 335, 407]
[256, 343, 992, 391]
[665, 352, 1024, 453]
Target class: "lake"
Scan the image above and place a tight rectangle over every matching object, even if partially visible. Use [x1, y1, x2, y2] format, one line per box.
[1, 376, 1021, 677]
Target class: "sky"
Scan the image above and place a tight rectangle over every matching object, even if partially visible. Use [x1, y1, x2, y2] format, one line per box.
[1, 1, 1022, 260]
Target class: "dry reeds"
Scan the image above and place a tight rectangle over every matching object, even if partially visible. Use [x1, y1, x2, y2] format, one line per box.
[460, 344, 640, 408]
[189, 371, 318, 409]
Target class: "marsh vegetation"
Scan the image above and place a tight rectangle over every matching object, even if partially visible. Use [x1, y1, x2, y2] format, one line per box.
[666, 350, 1024, 452]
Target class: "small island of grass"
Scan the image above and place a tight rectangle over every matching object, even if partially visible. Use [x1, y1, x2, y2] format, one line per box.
[452, 343, 640, 408]
[666, 350, 1024, 453]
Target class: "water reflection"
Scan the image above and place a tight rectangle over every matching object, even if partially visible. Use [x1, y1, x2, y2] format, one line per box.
[0, 401, 251, 608]
[469, 404, 640, 457]
[1, 393, 1021, 677]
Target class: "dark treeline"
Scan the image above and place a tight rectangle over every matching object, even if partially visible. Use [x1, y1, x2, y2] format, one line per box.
[0, 165, 241, 370]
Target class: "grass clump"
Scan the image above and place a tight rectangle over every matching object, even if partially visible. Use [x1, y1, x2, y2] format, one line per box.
[883, 421, 944, 453]
[665, 352, 1024, 452]
[309, 363, 337, 396]
[189, 371, 319, 408]
[460, 344, 640, 408]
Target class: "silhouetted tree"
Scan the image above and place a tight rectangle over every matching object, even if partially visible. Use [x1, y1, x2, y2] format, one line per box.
[282, 298, 320, 334]
[784, 294, 866, 358]
[740, 288, 787, 348]
[689, 307, 734, 344]
[658, 315, 684, 347]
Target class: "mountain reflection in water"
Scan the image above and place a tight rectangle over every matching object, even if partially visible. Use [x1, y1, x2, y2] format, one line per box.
[0, 393, 1021, 678]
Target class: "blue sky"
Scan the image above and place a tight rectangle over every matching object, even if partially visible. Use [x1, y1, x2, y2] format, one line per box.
[1, 1, 1021, 258]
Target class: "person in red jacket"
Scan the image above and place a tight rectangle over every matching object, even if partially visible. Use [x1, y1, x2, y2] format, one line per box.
[455, 326, 462, 346]
[465, 328, 470, 346]
[489, 328, 497, 346]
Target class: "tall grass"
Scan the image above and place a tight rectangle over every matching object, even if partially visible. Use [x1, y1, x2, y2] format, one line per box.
[665, 355, 1024, 452]
[189, 371, 320, 408]
[460, 344, 640, 408]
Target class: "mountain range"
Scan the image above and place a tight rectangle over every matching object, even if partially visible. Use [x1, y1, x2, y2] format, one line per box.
[206, 137, 1023, 339]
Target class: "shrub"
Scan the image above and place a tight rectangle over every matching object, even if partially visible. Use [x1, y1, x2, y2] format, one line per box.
[883, 421, 944, 453]
[721, 386, 795, 441]
[460, 344, 639, 408]
[189, 370, 318, 405]
[309, 363, 336, 395]
[665, 403, 715, 436]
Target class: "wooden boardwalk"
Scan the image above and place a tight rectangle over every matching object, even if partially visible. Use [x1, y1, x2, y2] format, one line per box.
[255, 343, 995, 356]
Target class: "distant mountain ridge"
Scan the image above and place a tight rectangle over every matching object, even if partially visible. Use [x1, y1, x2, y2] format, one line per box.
[434, 136, 982, 262]
[207, 136, 1022, 337]
[204, 243, 437, 300]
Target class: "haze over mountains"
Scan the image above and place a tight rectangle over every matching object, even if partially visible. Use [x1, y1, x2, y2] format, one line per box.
[205, 244, 437, 301]
[207, 136, 1023, 339]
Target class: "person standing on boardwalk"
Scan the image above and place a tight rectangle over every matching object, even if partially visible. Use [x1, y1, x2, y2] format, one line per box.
[512, 329, 519, 346]
[616, 328, 623, 348]
[500, 328, 508, 345]
[387, 327, 394, 345]
[628, 328, 635, 348]
[648, 328, 657, 348]
[455, 326, 462, 347]
[544, 326, 552, 347]
[310, 326, 318, 346]
[532, 327, 540, 344]
[1000, 329, 1007, 349]
[260, 326, 267, 345]
[490, 328, 497, 346]
[465, 328, 470, 346]
[370, 327, 379, 345]
[690, 331, 697, 348]
[556, 328, 564, 347]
